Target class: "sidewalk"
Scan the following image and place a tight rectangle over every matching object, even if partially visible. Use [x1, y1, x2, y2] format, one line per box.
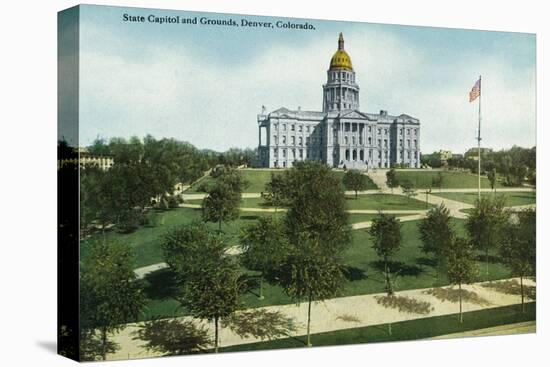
[106, 277, 535, 360]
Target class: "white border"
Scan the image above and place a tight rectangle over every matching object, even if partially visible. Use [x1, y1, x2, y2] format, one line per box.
[0, 1, 546, 366]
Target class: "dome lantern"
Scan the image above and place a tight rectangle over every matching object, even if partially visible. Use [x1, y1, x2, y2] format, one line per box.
[329, 33, 353, 71]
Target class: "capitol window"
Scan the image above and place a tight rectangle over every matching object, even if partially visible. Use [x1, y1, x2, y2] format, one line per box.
[282, 136, 286, 144]
[306, 126, 310, 133]
[291, 124, 295, 131]
[282, 124, 286, 131]
[274, 136, 278, 144]
[291, 136, 295, 145]
[352, 136, 356, 145]
[299, 125, 303, 132]
[299, 137, 303, 146]
[344, 136, 349, 145]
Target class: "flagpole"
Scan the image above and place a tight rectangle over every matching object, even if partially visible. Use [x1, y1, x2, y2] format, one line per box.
[477, 75, 482, 200]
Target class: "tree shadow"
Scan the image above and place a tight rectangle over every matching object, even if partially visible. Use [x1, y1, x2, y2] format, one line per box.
[416, 257, 438, 268]
[238, 274, 261, 297]
[142, 268, 179, 300]
[342, 265, 368, 281]
[132, 318, 211, 356]
[239, 215, 260, 221]
[374, 295, 433, 315]
[481, 279, 536, 300]
[370, 260, 424, 277]
[222, 309, 299, 341]
[423, 287, 492, 306]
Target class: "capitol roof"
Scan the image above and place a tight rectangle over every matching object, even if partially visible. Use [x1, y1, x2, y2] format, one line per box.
[329, 33, 353, 71]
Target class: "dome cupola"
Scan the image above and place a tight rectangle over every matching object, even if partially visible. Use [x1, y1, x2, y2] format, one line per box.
[329, 33, 353, 71]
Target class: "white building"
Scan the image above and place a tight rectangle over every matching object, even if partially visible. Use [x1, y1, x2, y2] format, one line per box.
[257, 33, 421, 169]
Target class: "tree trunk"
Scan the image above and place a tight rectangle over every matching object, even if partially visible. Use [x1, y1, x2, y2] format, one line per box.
[459, 283, 463, 323]
[384, 258, 393, 295]
[218, 219, 222, 232]
[388, 322, 392, 335]
[485, 248, 489, 276]
[259, 276, 264, 300]
[306, 292, 312, 347]
[214, 316, 219, 353]
[101, 326, 107, 360]
[520, 276, 525, 313]
[355, 190, 358, 199]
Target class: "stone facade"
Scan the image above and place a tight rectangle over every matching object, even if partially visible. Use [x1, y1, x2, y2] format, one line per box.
[257, 33, 420, 169]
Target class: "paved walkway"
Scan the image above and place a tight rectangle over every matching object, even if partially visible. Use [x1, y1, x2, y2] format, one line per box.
[106, 277, 535, 361]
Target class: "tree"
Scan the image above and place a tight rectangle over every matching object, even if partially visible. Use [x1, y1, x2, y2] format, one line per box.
[282, 161, 352, 256]
[424, 187, 432, 208]
[240, 217, 288, 299]
[343, 169, 368, 198]
[262, 172, 290, 211]
[162, 221, 226, 278]
[80, 241, 145, 360]
[369, 214, 402, 295]
[499, 209, 536, 312]
[401, 180, 417, 199]
[465, 196, 508, 276]
[418, 204, 454, 278]
[386, 168, 399, 194]
[487, 168, 497, 192]
[277, 235, 346, 347]
[184, 257, 241, 353]
[445, 237, 478, 323]
[202, 182, 240, 231]
[275, 161, 352, 346]
[162, 222, 241, 353]
[431, 172, 444, 192]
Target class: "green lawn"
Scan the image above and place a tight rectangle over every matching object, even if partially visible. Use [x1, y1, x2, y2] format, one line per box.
[345, 194, 431, 211]
[395, 170, 505, 189]
[80, 208, 277, 269]
[185, 168, 378, 194]
[188, 194, 430, 211]
[219, 303, 535, 353]
[138, 217, 514, 321]
[432, 191, 536, 206]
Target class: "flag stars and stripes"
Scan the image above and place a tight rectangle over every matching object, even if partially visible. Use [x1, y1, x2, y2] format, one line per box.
[469, 78, 481, 102]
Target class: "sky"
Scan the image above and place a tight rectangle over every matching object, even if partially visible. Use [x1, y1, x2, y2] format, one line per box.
[68, 4, 536, 154]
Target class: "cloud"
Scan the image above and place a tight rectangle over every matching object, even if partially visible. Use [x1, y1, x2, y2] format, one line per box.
[79, 24, 535, 154]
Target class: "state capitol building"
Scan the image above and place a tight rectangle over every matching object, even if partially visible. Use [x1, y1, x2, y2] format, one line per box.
[257, 33, 421, 169]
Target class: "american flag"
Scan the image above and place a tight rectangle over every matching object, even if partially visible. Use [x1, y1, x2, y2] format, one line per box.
[469, 78, 481, 102]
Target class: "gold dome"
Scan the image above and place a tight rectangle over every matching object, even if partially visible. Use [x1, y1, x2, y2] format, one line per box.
[329, 33, 353, 71]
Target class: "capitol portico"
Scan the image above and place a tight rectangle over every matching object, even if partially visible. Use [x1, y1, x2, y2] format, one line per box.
[257, 33, 421, 169]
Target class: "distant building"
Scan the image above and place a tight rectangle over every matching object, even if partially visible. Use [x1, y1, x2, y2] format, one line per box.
[464, 147, 493, 161]
[438, 150, 453, 161]
[257, 33, 421, 169]
[57, 148, 114, 170]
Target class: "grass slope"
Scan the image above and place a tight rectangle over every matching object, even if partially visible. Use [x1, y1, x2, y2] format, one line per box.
[219, 303, 535, 352]
[432, 191, 536, 206]
[185, 168, 378, 194]
[395, 170, 504, 189]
